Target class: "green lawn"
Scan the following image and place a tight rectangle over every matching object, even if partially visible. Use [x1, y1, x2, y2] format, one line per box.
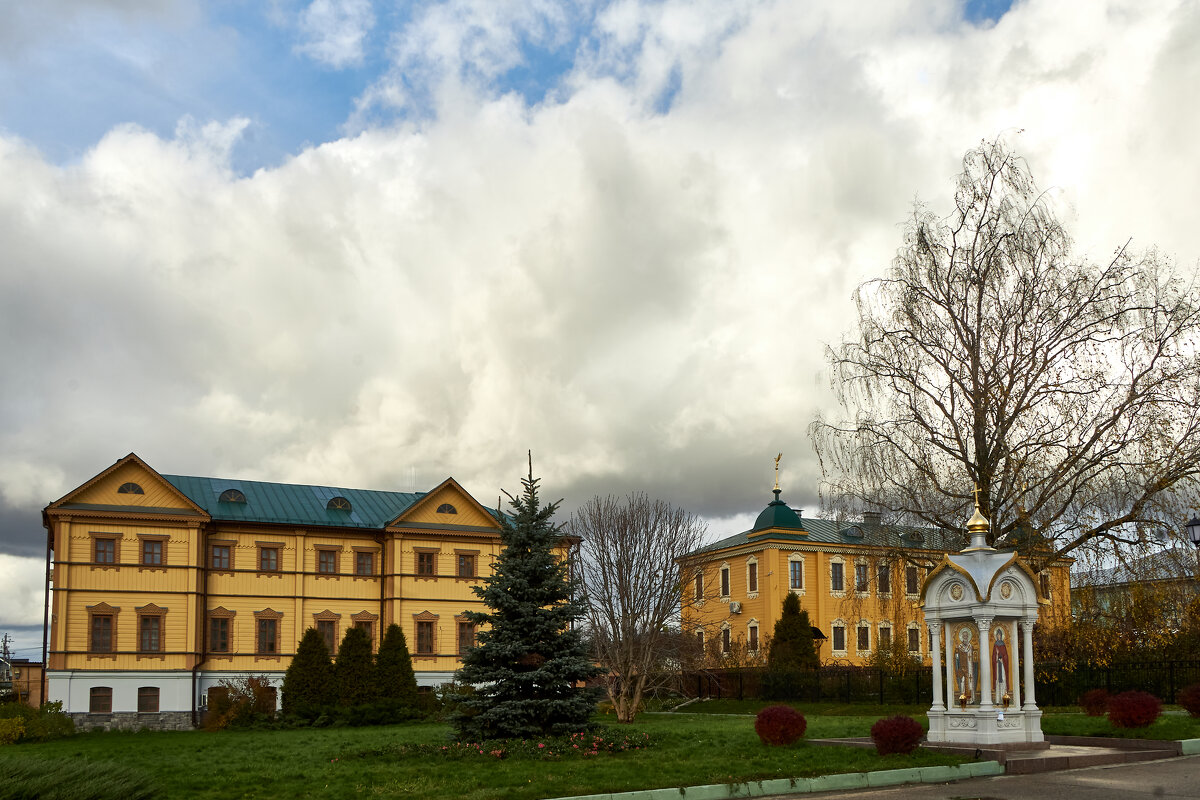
[0, 710, 968, 800]
[1039, 711, 1200, 740]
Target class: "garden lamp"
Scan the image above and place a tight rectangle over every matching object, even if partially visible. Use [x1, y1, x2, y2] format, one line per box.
[1187, 515, 1200, 549]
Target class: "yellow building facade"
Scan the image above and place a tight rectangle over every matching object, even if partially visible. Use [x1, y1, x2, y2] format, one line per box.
[43, 454, 517, 729]
[680, 487, 1071, 667]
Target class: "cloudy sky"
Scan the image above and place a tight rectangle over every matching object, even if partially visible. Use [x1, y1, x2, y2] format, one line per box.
[2, 0, 1199, 658]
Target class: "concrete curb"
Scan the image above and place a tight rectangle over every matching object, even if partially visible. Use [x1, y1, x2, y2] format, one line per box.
[544, 760, 1005, 800]
[1180, 738, 1200, 755]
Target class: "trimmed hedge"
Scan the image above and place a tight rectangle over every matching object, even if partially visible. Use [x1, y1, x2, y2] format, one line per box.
[870, 715, 924, 755]
[753, 705, 807, 746]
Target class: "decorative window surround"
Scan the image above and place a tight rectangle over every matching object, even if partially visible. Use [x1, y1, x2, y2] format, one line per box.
[787, 553, 805, 595]
[829, 556, 846, 598]
[719, 562, 731, 600]
[745, 556, 759, 598]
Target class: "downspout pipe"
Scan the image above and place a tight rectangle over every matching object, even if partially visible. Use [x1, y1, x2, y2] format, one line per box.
[41, 512, 52, 708]
[191, 526, 208, 728]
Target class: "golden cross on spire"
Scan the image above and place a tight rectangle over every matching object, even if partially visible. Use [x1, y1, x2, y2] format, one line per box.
[971, 483, 982, 508]
[774, 453, 783, 491]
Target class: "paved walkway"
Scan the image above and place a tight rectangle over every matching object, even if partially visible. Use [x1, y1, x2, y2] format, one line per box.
[764, 753, 1200, 800]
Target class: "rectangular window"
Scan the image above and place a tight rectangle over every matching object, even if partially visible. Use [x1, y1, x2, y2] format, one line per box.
[138, 687, 159, 713]
[748, 625, 758, 652]
[209, 617, 229, 653]
[908, 627, 920, 653]
[879, 626, 892, 651]
[747, 562, 758, 593]
[855, 563, 870, 593]
[417, 552, 436, 576]
[857, 625, 870, 651]
[141, 539, 163, 566]
[457, 621, 475, 654]
[1040, 572, 1052, 597]
[694, 572, 703, 600]
[721, 627, 731, 654]
[457, 554, 475, 578]
[210, 544, 231, 570]
[789, 561, 803, 590]
[831, 562, 844, 592]
[259, 547, 279, 572]
[832, 625, 845, 651]
[877, 565, 890, 594]
[91, 615, 114, 653]
[416, 621, 435, 654]
[317, 549, 337, 574]
[89, 686, 112, 713]
[720, 567, 730, 597]
[906, 565, 920, 595]
[139, 616, 161, 652]
[316, 620, 337, 653]
[94, 538, 116, 564]
[257, 619, 278, 654]
[355, 551, 374, 576]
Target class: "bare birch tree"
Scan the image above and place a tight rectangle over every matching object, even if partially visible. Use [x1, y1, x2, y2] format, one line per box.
[569, 493, 708, 723]
[811, 136, 1200, 564]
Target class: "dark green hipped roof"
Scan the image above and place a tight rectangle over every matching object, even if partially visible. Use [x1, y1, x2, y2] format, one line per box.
[753, 489, 806, 532]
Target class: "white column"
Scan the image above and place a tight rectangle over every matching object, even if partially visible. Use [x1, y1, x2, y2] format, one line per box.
[930, 622, 944, 711]
[1008, 621, 1021, 710]
[978, 617, 993, 709]
[944, 622, 957, 708]
[1020, 618, 1037, 710]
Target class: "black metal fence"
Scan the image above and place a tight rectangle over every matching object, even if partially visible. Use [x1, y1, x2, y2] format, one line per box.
[678, 659, 1200, 706]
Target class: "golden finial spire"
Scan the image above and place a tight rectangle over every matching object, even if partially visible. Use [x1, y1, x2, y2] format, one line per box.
[774, 453, 783, 491]
[965, 482, 992, 550]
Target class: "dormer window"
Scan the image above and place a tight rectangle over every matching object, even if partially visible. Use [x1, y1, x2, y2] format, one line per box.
[117, 482, 144, 495]
[327, 496, 352, 511]
[437, 503, 457, 514]
[218, 489, 247, 503]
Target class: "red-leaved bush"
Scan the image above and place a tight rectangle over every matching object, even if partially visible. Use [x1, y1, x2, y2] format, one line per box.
[1078, 688, 1110, 717]
[870, 715, 924, 755]
[754, 705, 807, 746]
[1107, 691, 1162, 728]
[1177, 683, 1200, 718]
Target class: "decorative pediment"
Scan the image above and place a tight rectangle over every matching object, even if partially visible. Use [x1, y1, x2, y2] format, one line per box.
[46, 453, 207, 516]
[351, 611, 379, 623]
[412, 610, 439, 622]
[135, 603, 168, 614]
[312, 609, 341, 621]
[254, 608, 284, 619]
[209, 606, 236, 618]
[390, 478, 501, 530]
[86, 602, 120, 613]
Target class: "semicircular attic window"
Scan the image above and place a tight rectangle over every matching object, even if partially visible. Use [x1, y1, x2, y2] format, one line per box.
[327, 496, 352, 511]
[218, 489, 247, 504]
[436, 503, 458, 515]
[117, 482, 145, 495]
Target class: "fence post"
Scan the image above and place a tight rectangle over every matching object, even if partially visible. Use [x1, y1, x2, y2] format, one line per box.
[738, 672, 744, 701]
[878, 669, 884, 705]
[1169, 661, 1176, 704]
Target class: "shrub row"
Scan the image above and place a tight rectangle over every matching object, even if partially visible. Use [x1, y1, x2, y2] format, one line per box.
[0, 701, 75, 744]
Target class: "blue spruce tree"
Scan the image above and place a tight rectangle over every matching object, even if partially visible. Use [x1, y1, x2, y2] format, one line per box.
[453, 454, 600, 739]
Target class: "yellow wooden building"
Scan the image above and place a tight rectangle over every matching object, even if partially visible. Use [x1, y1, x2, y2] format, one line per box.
[43, 453, 517, 730]
[679, 485, 1071, 667]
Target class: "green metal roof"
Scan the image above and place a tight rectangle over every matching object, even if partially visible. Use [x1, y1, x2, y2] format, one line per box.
[753, 489, 806, 532]
[688, 493, 963, 558]
[162, 474, 426, 529]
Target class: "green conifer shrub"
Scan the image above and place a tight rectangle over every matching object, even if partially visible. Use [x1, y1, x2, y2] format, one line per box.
[375, 623, 419, 709]
[453, 455, 601, 739]
[281, 627, 334, 717]
[762, 593, 819, 699]
[335, 625, 377, 707]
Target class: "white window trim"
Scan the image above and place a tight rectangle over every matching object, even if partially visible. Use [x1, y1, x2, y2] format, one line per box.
[856, 619, 872, 654]
[876, 562, 892, 599]
[720, 621, 732, 655]
[745, 555, 759, 599]
[877, 621, 893, 652]
[829, 555, 846, 598]
[906, 622, 922, 654]
[854, 558, 871, 598]
[747, 618, 760, 654]
[694, 570, 705, 607]
[831, 618, 848, 656]
[787, 553, 806, 596]
[719, 561, 731, 601]
[904, 565, 921, 598]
